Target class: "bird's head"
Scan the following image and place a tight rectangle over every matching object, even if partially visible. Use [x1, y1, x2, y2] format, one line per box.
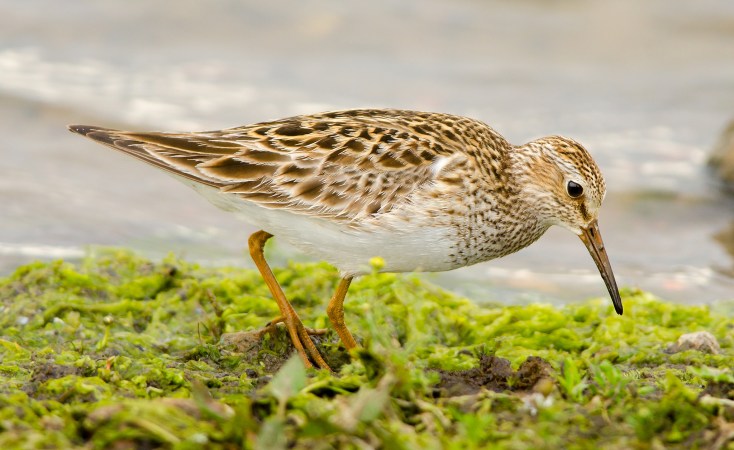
[513, 136, 623, 315]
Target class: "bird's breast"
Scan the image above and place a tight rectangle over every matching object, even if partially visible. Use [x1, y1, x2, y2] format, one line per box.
[450, 196, 549, 267]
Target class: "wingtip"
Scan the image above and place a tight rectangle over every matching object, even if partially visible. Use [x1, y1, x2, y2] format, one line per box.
[68, 125, 121, 145]
[68, 125, 99, 136]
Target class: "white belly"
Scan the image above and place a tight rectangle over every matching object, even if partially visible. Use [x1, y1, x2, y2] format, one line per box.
[183, 179, 458, 276]
[268, 213, 457, 275]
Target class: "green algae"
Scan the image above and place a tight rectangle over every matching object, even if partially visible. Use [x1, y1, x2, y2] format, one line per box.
[0, 249, 732, 448]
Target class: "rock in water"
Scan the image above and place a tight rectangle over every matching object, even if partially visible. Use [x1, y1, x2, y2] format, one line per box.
[708, 120, 734, 188]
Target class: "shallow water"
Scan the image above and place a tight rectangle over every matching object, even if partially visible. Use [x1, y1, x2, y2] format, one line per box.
[1, 0, 734, 304]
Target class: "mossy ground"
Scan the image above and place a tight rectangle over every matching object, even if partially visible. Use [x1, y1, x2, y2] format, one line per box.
[1, 249, 733, 449]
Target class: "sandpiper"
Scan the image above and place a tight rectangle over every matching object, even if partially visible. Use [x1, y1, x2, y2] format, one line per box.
[69, 109, 622, 370]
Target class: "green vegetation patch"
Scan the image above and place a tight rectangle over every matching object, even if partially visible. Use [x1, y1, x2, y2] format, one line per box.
[1, 249, 733, 448]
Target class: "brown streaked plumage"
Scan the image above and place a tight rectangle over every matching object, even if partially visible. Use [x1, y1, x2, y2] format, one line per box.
[69, 108, 622, 371]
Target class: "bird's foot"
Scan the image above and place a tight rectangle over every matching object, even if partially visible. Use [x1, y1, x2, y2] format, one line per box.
[262, 315, 329, 337]
[259, 315, 332, 371]
[221, 318, 332, 371]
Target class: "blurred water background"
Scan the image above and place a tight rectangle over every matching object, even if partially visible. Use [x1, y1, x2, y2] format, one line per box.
[1, 0, 734, 305]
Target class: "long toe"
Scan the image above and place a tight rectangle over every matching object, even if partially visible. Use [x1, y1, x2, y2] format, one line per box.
[295, 321, 332, 371]
[264, 316, 328, 336]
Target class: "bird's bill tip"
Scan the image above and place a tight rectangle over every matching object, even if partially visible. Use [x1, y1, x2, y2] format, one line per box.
[579, 220, 623, 315]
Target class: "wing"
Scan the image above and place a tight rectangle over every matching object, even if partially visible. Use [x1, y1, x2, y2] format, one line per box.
[69, 109, 481, 222]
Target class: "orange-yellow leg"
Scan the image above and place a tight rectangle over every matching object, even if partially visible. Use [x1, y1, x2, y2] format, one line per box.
[248, 230, 330, 370]
[326, 276, 357, 350]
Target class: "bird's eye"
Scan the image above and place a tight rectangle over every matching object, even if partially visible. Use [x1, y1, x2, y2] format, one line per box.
[567, 181, 584, 198]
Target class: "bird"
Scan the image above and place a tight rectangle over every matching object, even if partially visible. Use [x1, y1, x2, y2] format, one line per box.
[69, 108, 623, 370]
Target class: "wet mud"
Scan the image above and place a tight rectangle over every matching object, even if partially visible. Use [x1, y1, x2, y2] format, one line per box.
[434, 354, 553, 397]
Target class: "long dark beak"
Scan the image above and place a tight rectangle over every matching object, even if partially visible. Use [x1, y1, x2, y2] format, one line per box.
[578, 219, 623, 315]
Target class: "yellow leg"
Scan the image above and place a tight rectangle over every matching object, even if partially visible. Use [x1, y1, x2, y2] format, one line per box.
[326, 276, 357, 350]
[248, 230, 331, 370]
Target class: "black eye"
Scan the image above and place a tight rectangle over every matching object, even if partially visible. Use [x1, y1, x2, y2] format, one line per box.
[567, 181, 584, 198]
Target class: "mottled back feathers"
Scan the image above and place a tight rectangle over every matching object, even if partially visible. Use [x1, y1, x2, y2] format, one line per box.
[69, 109, 510, 222]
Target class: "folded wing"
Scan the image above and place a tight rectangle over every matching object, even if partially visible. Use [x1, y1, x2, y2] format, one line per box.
[69, 110, 470, 222]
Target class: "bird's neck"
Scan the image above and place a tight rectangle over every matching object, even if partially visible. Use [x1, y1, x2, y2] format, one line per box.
[488, 145, 555, 253]
[507, 143, 559, 226]
[454, 150, 551, 266]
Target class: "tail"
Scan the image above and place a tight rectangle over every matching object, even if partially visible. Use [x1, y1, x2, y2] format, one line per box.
[67, 124, 220, 188]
